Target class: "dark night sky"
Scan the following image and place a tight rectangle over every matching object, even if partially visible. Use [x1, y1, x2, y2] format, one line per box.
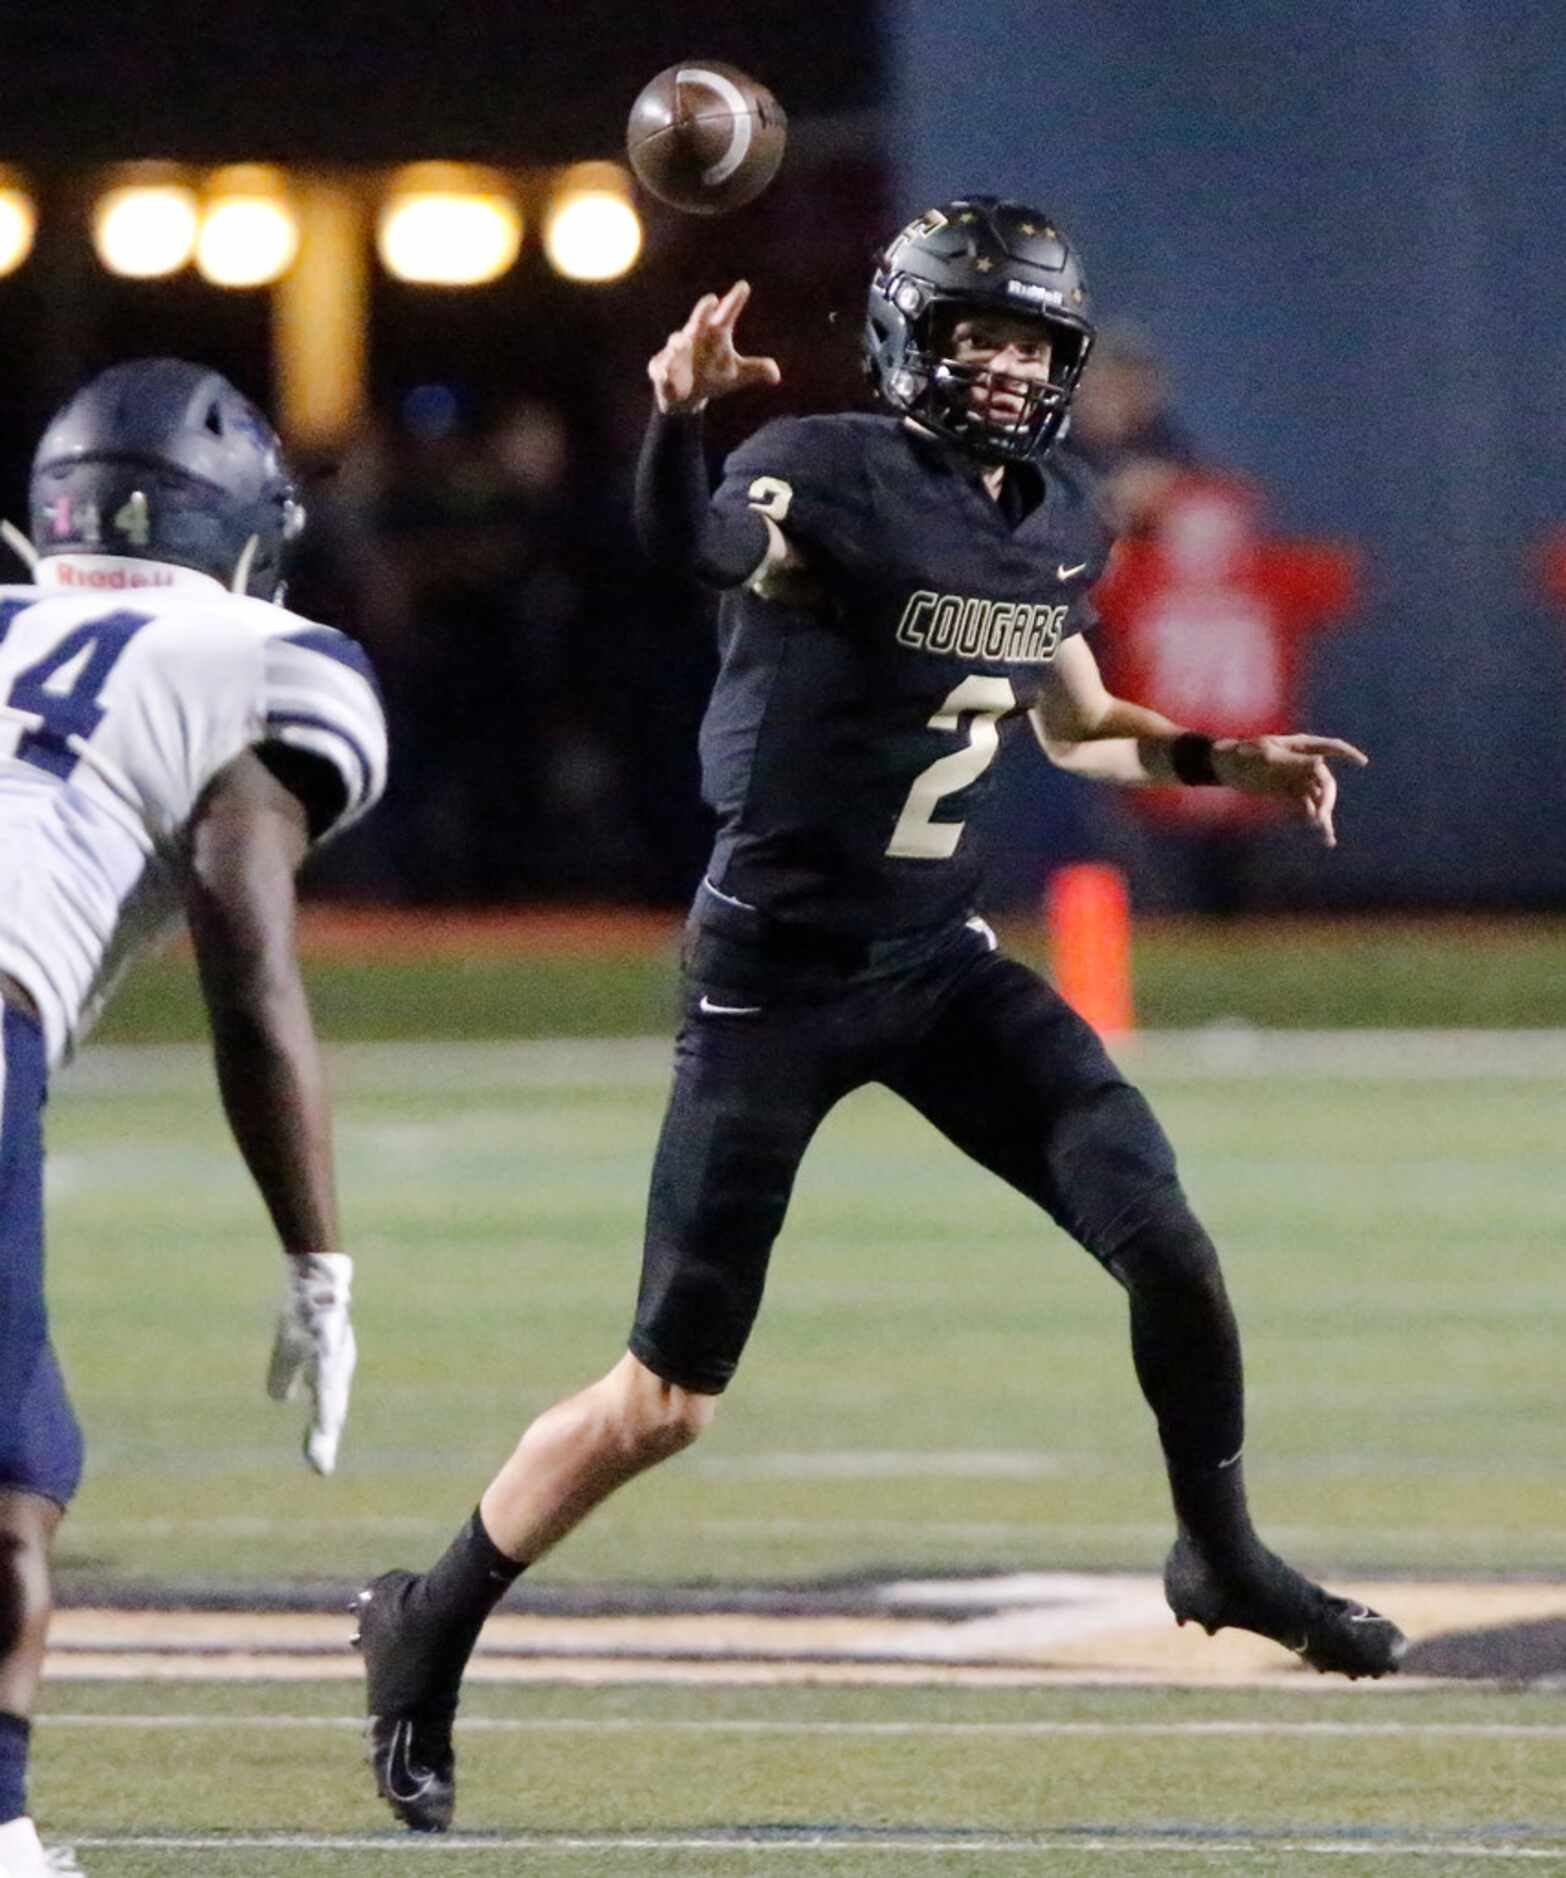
[2, 2, 882, 165]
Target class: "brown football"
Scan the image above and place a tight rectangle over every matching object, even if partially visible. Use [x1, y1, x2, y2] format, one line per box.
[626, 62, 787, 216]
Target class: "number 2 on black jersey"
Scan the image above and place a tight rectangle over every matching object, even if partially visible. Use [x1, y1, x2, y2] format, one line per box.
[886, 674, 1015, 860]
[0, 601, 154, 780]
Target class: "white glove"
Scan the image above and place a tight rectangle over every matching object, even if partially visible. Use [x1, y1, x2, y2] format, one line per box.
[266, 1252, 356, 1476]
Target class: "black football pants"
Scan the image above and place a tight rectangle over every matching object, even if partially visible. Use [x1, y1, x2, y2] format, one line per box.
[629, 909, 1182, 1393]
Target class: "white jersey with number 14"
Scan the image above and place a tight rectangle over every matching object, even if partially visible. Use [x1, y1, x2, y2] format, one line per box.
[0, 569, 388, 1066]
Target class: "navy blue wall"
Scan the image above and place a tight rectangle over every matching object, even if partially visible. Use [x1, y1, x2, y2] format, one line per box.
[889, 0, 1566, 905]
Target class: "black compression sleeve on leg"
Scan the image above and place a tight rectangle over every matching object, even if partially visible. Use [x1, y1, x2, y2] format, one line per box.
[1108, 1195, 1263, 1568]
[634, 407, 769, 587]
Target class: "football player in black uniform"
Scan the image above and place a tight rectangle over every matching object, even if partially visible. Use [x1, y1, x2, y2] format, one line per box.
[356, 198, 1404, 1833]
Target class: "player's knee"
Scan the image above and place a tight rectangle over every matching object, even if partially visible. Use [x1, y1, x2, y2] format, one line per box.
[0, 1528, 51, 1665]
[643, 1384, 716, 1461]
[1107, 1190, 1224, 1301]
[1051, 1082, 1180, 1252]
[605, 1355, 717, 1468]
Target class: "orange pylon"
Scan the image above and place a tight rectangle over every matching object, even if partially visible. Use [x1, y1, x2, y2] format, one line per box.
[1045, 863, 1134, 1036]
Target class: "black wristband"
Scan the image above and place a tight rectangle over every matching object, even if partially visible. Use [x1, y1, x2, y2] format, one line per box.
[1170, 732, 1220, 786]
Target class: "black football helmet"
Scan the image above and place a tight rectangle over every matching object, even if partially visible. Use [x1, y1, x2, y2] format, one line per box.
[865, 197, 1095, 464]
[30, 359, 305, 601]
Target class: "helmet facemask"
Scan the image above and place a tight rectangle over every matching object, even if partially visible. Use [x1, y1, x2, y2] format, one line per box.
[910, 305, 1092, 464]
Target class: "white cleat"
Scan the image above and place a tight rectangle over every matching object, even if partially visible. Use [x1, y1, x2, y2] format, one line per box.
[0, 1817, 82, 1876]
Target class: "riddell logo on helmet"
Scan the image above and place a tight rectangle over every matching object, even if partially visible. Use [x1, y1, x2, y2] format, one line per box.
[1005, 280, 1064, 309]
[54, 562, 174, 590]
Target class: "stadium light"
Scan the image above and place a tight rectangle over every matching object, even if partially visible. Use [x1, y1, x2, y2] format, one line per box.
[0, 173, 37, 277]
[92, 175, 199, 278]
[542, 162, 642, 283]
[197, 166, 300, 288]
[376, 164, 522, 286]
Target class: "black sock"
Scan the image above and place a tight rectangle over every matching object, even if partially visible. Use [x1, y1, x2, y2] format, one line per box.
[411, 1508, 526, 1665]
[0, 1711, 29, 1825]
[1109, 1201, 1263, 1568]
[1164, 1454, 1270, 1572]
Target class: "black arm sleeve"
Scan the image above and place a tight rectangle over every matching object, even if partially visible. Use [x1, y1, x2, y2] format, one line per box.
[634, 407, 771, 589]
[255, 743, 350, 842]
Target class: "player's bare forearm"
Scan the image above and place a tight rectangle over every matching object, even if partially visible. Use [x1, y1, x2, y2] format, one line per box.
[1030, 685, 1188, 785]
[1032, 636, 1190, 782]
[203, 981, 340, 1256]
[1036, 736, 1153, 784]
[187, 752, 341, 1257]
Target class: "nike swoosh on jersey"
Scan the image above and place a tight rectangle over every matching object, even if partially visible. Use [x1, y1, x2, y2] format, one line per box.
[698, 996, 763, 1017]
[1056, 561, 1089, 581]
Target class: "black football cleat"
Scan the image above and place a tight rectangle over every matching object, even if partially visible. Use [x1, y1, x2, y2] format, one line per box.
[353, 1570, 459, 1832]
[1164, 1533, 1408, 1680]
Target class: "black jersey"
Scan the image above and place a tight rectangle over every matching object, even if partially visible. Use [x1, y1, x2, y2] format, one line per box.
[697, 413, 1113, 938]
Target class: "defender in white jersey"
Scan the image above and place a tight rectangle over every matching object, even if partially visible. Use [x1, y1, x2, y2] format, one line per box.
[0, 359, 388, 1878]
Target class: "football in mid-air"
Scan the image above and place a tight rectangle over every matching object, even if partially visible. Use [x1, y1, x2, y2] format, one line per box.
[626, 62, 787, 215]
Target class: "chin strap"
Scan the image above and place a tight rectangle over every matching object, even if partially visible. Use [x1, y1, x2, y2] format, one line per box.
[0, 521, 38, 571]
[231, 533, 259, 596]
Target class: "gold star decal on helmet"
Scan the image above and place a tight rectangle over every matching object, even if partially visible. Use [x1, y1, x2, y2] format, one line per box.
[958, 211, 977, 223]
[975, 256, 994, 272]
[1020, 222, 1037, 235]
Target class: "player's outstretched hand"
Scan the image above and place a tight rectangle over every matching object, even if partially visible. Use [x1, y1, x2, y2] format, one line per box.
[1214, 734, 1369, 848]
[648, 280, 781, 415]
[266, 1252, 357, 1475]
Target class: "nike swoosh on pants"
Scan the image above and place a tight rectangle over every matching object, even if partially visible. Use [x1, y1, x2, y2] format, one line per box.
[698, 996, 763, 1016]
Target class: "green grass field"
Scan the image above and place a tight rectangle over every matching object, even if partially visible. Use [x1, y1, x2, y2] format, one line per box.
[31, 1681, 1566, 1874]
[29, 1015, 1566, 1872]
[52, 1032, 1566, 1586]
[87, 912, 1566, 1042]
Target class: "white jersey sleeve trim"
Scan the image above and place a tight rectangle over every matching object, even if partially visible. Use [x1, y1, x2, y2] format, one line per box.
[261, 627, 388, 839]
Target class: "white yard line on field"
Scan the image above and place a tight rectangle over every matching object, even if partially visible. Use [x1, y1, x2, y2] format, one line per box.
[39, 1713, 1566, 1738]
[57, 1030, 1566, 1099]
[62, 1829, 1566, 1860]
